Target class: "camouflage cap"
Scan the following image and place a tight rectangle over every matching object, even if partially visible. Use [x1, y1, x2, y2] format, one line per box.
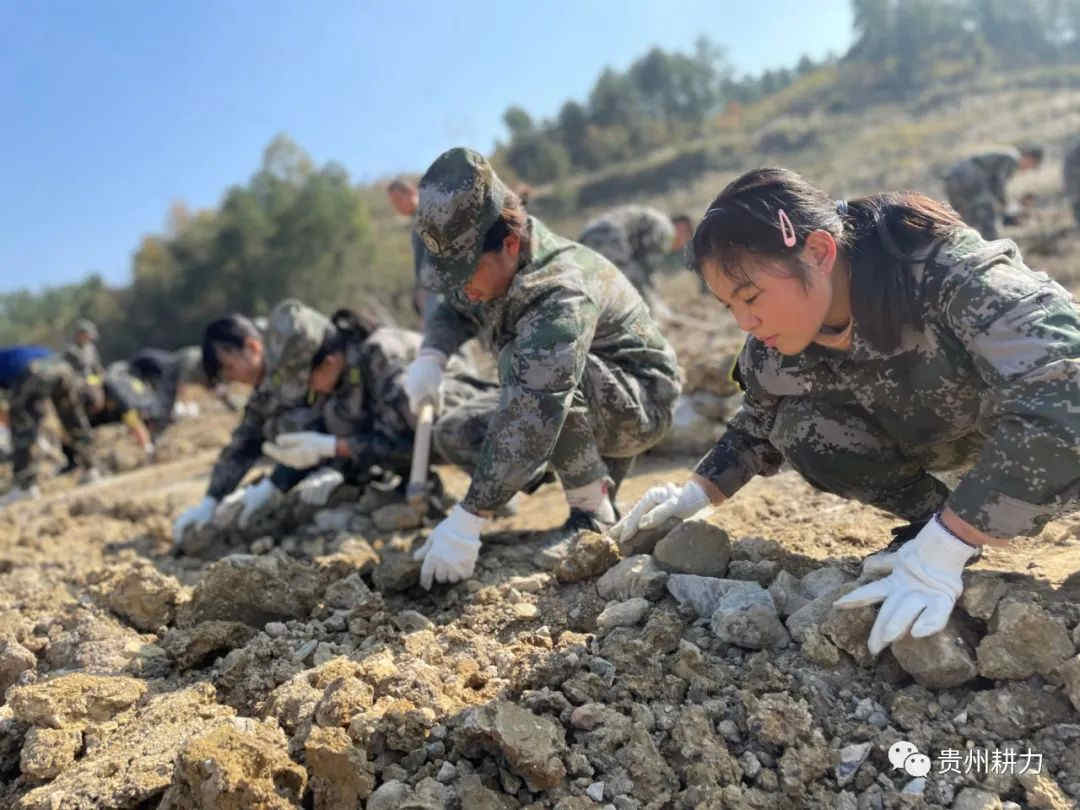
[416, 147, 509, 291]
[263, 299, 333, 403]
[73, 319, 99, 340]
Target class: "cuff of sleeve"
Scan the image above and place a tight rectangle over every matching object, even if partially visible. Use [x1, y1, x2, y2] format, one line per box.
[693, 443, 756, 499]
[947, 479, 1054, 539]
[270, 464, 308, 493]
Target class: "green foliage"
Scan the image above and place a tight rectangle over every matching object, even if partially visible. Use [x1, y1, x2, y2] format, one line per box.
[1, 134, 407, 360]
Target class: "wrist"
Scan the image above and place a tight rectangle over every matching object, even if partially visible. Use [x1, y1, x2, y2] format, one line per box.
[450, 504, 488, 534]
[688, 474, 725, 505]
[418, 347, 448, 370]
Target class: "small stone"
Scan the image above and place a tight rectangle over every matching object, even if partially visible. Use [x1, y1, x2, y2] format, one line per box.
[726, 559, 779, 585]
[652, 519, 731, 577]
[587, 781, 606, 801]
[835, 742, 872, 787]
[20, 726, 82, 780]
[951, 787, 1002, 810]
[595, 598, 651, 631]
[731, 535, 782, 562]
[902, 777, 926, 795]
[372, 503, 424, 532]
[800, 566, 852, 598]
[768, 570, 810, 618]
[891, 615, 978, 688]
[392, 610, 435, 632]
[436, 761, 457, 782]
[959, 572, 1010, 620]
[666, 575, 766, 618]
[0, 638, 37, 695]
[710, 588, 789, 650]
[250, 536, 275, 554]
[976, 597, 1075, 680]
[553, 531, 620, 583]
[513, 603, 540, 620]
[264, 622, 288, 638]
[314, 507, 354, 532]
[596, 555, 668, 601]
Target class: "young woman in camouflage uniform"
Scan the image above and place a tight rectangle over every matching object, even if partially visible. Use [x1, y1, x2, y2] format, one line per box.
[613, 167, 1080, 655]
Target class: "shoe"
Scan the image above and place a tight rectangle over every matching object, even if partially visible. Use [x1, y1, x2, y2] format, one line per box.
[0, 484, 40, 507]
[559, 506, 618, 535]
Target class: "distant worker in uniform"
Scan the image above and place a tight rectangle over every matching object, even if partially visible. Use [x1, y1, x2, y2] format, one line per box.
[387, 177, 437, 318]
[406, 148, 681, 590]
[0, 346, 99, 506]
[944, 144, 1043, 240]
[81, 363, 163, 458]
[1063, 140, 1080, 226]
[578, 205, 693, 297]
[63, 319, 106, 380]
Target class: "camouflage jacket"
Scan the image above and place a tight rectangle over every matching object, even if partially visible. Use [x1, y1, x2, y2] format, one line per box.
[696, 228, 1080, 538]
[580, 205, 675, 276]
[947, 149, 1020, 207]
[63, 341, 105, 380]
[318, 327, 420, 470]
[424, 216, 681, 510]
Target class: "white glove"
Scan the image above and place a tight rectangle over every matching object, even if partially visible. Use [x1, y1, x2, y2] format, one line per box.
[418, 504, 488, 590]
[609, 480, 709, 543]
[403, 348, 447, 415]
[237, 478, 283, 529]
[296, 467, 345, 506]
[262, 431, 338, 469]
[833, 515, 978, 655]
[173, 495, 218, 545]
[144, 441, 156, 458]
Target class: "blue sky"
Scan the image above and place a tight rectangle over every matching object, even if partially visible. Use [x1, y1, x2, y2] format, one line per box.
[1, 0, 853, 293]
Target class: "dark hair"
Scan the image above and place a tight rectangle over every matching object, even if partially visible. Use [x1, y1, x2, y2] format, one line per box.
[202, 314, 261, 383]
[671, 214, 692, 230]
[481, 193, 529, 253]
[690, 167, 963, 352]
[311, 308, 378, 368]
[1017, 143, 1044, 163]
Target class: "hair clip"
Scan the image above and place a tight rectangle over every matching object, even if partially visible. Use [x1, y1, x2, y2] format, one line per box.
[778, 209, 797, 247]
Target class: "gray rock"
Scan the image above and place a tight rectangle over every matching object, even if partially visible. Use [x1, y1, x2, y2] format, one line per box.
[768, 571, 811, 618]
[731, 535, 783, 562]
[459, 701, 567, 791]
[587, 782, 606, 801]
[1060, 655, 1080, 712]
[596, 598, 651, 632]
[820, 600, 878, 666]
[726, 559, 779, 585]
[951, 787, 1002, 810]
[785, 583, 860, 643]
[596, 556, 668, 601]
[959, 572, 1010, 620]
[835, 742, 872, 787]
[553, 531, 620, 584]
[710, 587, 790, 650]
[902, 777, 925, 795]
[800, 566, 852, 598]
[666, 575, 767, 618]
[652, 520, 730, 577]
[313, 507, 354, 532]
[436, 761, 457, 783]
[366, 779, 411, 810]
[976, 597, 1075, 680]
[372, 503, 424, 532]
[371, 549, 421, 593]
[324, 573, 377, 611]
[967, 682, 1074, 737]
[891, 615, 978, 688]
[615, 517, 681, 557]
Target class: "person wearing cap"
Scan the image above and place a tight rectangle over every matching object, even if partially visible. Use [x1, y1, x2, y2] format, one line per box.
[0, 345, 99, 505]
[260, 308, 491, 505]
[387, 177, 439, 318]
[405, 147, 681, 590]
[171, 301, 328, 543]
[63, 319, 106, 381]
[578, 205, 694, 297]
[944, 144, 1043, 240]
[611, 167, 1080, 656]
[80, 362, 161, 459]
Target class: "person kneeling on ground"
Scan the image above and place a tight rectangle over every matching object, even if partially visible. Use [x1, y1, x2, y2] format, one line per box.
[0, 346, 100, 505]
[407, 147, 681, 590]
[612, 167, 1080, 655]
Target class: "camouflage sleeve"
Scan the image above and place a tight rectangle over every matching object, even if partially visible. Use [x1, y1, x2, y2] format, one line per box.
[693, 345, 785, 496]
[939, 262, 1080, 537]
[987, 153, 1019, 208]
[342, 338, 415, 469]
[206, 395, 267, 499]
[422, 297, 477, 358]
[461, 285, 597, 511]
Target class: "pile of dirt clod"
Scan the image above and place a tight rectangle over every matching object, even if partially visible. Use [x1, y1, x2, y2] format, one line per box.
[1, 442, 1079, 810]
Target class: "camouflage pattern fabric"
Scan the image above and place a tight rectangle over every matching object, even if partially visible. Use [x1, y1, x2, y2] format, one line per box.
[62, 340, 105, 381]
[944, 149, 1020, 240]
[1064, 141, 1080, 226]
[95, 363, 169, 435]
[695, 227, 1080, 539]
[579, 205, 676, 293]
[424, 216, 681, 512]
[10, 354, 94, 486]
[315, 326, 489, 482]
[205, 299, 330, 499]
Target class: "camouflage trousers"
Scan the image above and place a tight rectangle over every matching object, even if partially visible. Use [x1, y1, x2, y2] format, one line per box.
[944, 176, 1001, 240]
[10, 356, 94, 486]
[770, 396, 981, 523]
[434, 354, 676, 493]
